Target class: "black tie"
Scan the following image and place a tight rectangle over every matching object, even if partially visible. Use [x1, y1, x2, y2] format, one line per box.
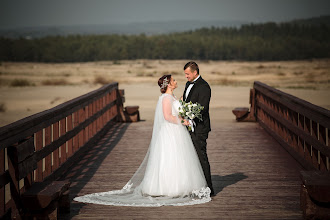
[188, 81, 195, 85]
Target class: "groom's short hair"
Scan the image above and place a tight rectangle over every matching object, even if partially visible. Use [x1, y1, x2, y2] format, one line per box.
[184, 61, 199, 75]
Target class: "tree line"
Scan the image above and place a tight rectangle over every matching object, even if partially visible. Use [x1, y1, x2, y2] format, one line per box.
[1, 22, 329, 62]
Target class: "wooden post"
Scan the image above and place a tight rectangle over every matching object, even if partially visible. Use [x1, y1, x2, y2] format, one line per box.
[66, 115, 73, 158]
[319, 125, 327, 171]
[84, 106, 89, 144]
[60, 118, 66, 164]
[236, 81, 330, 171]
[78, 108, 85, 148]
[44, 126, 52, 177]
[102, 95, 106, 126]
[0, 148, 4, 216]
[92, 101, 97, 136]
[0, 82, 120, 218]
[73, 111, 79, 153]
[232, 88, 256, 122]
[88, 103, 93, 139]
[97, 99, 101, 132]
[106, 93, 110, 122]
[52, 122, 59, 172]
[7, 147, 20, 216]
[35, 130, 43, 182]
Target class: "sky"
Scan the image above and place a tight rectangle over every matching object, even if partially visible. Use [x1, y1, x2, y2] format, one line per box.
[1, 0, 330, 29]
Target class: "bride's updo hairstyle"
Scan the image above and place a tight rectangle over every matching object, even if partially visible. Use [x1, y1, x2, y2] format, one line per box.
[158, 75, 171, 93]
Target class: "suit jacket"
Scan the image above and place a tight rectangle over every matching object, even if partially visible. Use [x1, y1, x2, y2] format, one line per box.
[183, 76, 211, 133]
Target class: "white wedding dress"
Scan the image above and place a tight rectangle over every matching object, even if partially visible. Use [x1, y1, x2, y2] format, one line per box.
[73, 93, 211, 206]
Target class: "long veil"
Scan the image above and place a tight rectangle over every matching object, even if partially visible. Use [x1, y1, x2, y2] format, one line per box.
[73, 94, 211, 207]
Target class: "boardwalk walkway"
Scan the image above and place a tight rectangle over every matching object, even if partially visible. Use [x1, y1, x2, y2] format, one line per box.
[58, 119, 303, 219]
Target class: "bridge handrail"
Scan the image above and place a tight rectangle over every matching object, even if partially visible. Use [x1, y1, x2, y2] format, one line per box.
[0, 83, 119, 149]
[0, 82, 122, 218]
[252, 81, 330, 171]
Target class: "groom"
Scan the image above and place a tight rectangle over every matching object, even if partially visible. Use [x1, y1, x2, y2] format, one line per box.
[183, 61, 214, 196]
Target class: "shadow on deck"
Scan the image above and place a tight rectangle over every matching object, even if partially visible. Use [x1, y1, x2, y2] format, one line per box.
[2, 81, 327, 219]
[59, 122, 130, 218]
[58, 120, 303, 219]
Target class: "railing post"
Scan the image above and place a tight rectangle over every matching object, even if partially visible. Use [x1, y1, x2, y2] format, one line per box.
[84, 105, 89, 144]
[60, 118, 67, 165]
[239, 81, 330, 218]
[78, 108, 85, 149]
[0, 83, 123, 219]
[88, 103, 93, 141]
[66, 115, 73, 158]
[53, 122, 60, 172]
[73, 111, 79, 153]
[0, 148, 5, 216]
[35, 130, 43, 182]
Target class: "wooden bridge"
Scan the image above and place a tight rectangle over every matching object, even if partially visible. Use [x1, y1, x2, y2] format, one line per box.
[0, 82, 329, 219]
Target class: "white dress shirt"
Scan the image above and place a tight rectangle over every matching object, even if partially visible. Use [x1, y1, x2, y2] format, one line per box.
[185, 75, 200, 100]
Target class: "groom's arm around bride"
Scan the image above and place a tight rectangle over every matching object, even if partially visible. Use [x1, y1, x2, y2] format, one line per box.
[183, 61, 214, 196]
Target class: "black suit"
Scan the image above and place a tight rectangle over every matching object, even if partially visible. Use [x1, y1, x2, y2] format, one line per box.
[183, 76, 214, 194]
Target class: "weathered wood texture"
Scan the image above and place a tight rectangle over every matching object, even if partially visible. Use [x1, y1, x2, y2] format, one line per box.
[0, 83, 121, 218]
[253, 81, 330, 171]
[59, 121, 303, 219]
[232, 89, 257, 122]
[236, 81, 330, 219]
[299, 171, 330, 219]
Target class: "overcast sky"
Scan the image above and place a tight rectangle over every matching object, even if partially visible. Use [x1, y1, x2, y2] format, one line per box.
[1, 0, 330, 29]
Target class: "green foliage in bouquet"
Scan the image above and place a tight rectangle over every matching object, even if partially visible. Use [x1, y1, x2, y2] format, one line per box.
[178, 100, 204, 124]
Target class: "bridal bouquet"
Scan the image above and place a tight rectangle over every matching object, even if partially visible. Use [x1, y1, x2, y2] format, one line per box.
[178, 100, 204, 131]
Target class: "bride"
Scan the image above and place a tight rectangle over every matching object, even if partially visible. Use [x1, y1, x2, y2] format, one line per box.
[74, 75, 211, 207]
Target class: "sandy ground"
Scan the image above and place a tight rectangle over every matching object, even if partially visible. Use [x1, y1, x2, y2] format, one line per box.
[0, 85, 100, 126]
[0, 60, 329, 127]
[1, 59, 329, 89]
[121, 84, 330, 123]
[0, 83, 329, 127]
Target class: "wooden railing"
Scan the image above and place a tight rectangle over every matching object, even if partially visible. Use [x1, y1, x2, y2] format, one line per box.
[251, 81, 330, 171]
[0, 82, 122, 218]
[233, 81, 330, 219]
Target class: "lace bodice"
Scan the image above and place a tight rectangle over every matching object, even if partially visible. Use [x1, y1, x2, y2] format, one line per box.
[172, 99, 180, 116]
[162, 94, 180, 116]
[162, 94, 181, 124]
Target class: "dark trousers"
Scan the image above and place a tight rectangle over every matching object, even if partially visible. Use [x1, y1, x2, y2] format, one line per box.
[190, 132, 214, 194]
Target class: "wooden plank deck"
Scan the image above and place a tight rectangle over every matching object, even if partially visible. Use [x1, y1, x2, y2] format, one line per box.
[58, 120, 303, 219]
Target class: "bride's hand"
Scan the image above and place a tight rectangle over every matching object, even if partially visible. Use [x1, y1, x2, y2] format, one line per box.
[182, 119, 190, 126]
[180, 96, 183, 101]
[179, 116, 189, 126]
